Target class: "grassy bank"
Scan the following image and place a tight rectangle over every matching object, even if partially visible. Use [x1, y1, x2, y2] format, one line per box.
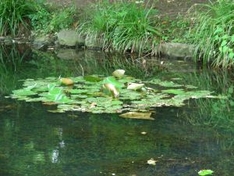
[1, 0, 234, 68]
[78, 1, 162, 55]
[0, 0, 76, 36]
[189, 0, 234, 68]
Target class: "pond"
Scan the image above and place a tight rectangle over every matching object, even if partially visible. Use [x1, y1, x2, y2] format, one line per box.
[0, 45, 234, 176]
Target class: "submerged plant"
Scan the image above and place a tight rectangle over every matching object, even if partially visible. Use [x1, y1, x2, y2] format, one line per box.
[80, 1, 161, 55]
[190, 0, 234, 68]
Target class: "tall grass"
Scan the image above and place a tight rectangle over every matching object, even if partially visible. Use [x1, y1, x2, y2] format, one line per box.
[80, 1, 161, 55]
[190, 0, 234, 68]
[0, 0, 38, 36]
[0, 0, 76, 36]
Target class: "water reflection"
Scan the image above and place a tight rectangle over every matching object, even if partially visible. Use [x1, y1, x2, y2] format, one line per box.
[0, 46, 234, 175]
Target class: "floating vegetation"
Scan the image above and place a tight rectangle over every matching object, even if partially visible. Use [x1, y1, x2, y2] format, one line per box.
[7, 70, 219, 115]
[120, 112, 154, 120]
[198, 169, 214, 176]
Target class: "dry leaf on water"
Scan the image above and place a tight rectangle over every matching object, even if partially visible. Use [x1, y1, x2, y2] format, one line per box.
[147, 158, 157, 165]
[112, 69, 125, 79]
[119, 112, 154, 120]
[60, 78, 74, 86]
[127, 83, 144, 90]
[103, 83, 119, 98]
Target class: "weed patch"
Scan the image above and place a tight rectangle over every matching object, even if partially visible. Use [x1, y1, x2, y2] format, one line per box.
[79, 1, 162, 55]
[190, 0, 234, 68]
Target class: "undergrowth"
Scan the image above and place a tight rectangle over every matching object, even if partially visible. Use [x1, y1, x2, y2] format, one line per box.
[0, 0, 76, 36]
[79, 0, 162, 55]
[190, 0, 234, 68]
[0, 0, 37, 36]
[29, 4, 76, 34]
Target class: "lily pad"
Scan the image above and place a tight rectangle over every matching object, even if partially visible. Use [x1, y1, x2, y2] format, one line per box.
[162, 89, 185, 95]
[8, 69, 218, 115]
[198, 169, 214, 176]
[12, 89, 37, 96]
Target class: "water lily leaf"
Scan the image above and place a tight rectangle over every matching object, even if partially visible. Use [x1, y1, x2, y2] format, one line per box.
[112, 69, 125, 79]
[68, 89, 88, 94]
[119, 112, 154, 120]
[162, 89, 185, 95]
[55, 96, 74, 104]
[186, 90, 211, 98]
[198, 169, 214, 176]
[9, 70, 216, 114]
[149, 79, 182, 87]
[71, 94, 88, 99]
[103, 76, 122, 89]
[120, 90, 142, 100]
[25, 97, 46, 102]
[111, 100, 123, 105]
[48, 87, 63, 95]
[12, 89, 37, 96]
[84, 75, 102, 82]
[72, 76, 86, 83]
[33, 86, 49, 92]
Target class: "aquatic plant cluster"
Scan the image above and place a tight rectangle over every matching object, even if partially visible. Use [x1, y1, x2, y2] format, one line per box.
[8, 70, 215, 115]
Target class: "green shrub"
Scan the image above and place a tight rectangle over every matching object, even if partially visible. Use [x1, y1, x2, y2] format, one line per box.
[0, 0, 77, 36]
[80, 1, 161, 55]
[30, 5, 76, 34]
[190, 0, 234, 68]
[0, 0, 38, 36]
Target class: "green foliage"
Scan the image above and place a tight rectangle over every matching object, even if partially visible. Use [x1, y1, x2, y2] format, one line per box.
[80, 1, 161, 55]
[198, 169, 214, 176]
[0, 0, 37, 36]
[8, 70, 216, 114]
[29, 5, 76, 34]
[0, 0, 76, 36]
[190, 0, 234, 68]
[162, 17, 192, 42]
[28, 3, 51, 33]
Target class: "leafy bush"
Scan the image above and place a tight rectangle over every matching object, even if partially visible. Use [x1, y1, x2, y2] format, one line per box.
[0, 0, 37, 36]
[80, 1, 161, 55]
[190, 0, 234, 68]
[0, 0, 76, 36]
[30, 5, 76, 34]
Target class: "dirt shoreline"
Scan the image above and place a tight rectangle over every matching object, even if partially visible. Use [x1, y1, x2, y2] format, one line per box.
[45, 0, 214, 18]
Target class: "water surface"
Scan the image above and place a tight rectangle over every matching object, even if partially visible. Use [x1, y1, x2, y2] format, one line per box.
[0, 46, 234, 176]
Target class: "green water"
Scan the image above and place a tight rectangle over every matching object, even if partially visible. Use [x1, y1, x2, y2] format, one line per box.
[1, 45, 234, 176]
